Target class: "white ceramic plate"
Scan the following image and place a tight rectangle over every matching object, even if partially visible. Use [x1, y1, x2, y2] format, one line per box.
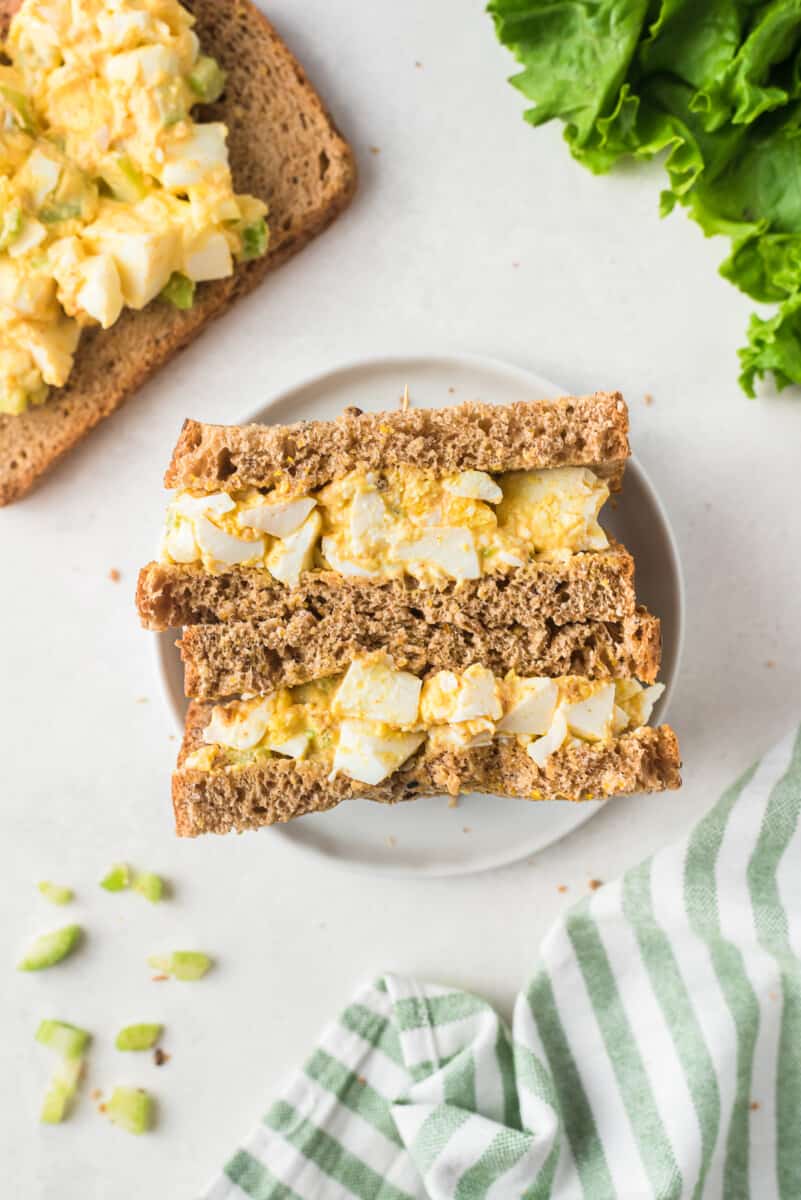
[156, 353, 684, 877]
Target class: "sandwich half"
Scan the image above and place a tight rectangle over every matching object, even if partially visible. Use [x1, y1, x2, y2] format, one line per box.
[0, 0, 355, 505]
[137, 392, 681, 836]
[173, 659, 680, 836]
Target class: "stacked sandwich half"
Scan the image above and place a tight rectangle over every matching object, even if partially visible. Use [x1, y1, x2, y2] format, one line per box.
[137, 393, 681, 837]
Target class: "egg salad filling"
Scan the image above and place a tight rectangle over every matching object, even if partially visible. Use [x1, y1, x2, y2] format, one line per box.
[161, 464, 610, 585]
[0, 0, 268, 415]
[185, 654, 664, 785]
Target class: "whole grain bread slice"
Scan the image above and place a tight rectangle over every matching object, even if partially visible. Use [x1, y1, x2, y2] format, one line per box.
[179, 608, 661, 698]
[0, 0, 356, 506]
[164, 393, 629, 494]
[173, 700, 681, 836]
[137, 545, 638, 632]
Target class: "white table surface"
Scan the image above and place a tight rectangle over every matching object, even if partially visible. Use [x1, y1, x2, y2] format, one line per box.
[4, 1, 801, 1196]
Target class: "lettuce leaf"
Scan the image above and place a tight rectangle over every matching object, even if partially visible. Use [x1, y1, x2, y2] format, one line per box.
[489, 0, 801, 394]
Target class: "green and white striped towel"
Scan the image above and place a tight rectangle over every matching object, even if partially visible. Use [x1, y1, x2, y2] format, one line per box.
[206, 723, 801, 1199]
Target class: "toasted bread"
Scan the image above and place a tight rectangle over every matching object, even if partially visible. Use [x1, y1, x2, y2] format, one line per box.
[0, 0, 356, 505]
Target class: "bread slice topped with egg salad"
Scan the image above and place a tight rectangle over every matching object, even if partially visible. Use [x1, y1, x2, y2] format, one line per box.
[0, 0, 355, 504]
[136, 392, 681, 836]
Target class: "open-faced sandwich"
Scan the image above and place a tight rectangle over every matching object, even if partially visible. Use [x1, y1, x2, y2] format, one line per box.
[0, 0, 355, 504]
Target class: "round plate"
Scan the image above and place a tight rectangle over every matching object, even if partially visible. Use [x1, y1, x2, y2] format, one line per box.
[156, 353, 684, 877]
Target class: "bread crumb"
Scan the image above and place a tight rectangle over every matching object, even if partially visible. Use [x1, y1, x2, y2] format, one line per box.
[750, 1100, 760, 1111]
[108, 568, 121, 582]
[588, 878, 603, 891]
[765, 659, 776, 669]
[462, 826, 472, 834]
[448, 795, 459, 809]
[98, 1103, 107, 1114]
[643, 393, 654, 407]
[136, 697, 149, 704]
[151, 974, 169, 983]
[415, 60, 423, 68]
[448, 387, 455, 394]
[369, 145, 380, 155]
[90, 1089, 102, 1101]
[386, 835, 396, 848]
[356, 1075, 366, 1086]
[557, 884, 568, 893]
[512, 261, 520, 268]
[154, 1048, 170, 1067]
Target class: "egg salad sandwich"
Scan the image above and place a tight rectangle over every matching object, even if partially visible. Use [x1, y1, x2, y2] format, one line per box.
[0, 0, 355, 505]
[136, 391, 681, 837]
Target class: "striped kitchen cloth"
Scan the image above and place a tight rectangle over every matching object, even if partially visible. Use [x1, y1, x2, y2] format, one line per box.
[206, 723, 801, 1199]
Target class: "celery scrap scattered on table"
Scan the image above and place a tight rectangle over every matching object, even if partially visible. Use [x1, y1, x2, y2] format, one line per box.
[36, 1020, 91, 1124]
[18, 925, 82, 970]
[37, 881, 74, 906]
[148, 951, 212, 981]
[132, 872, 165, 903]
[489, 0, 801, 395]
[100, 863, 131, 892]
[115, 1024, 163, 1052]
[107, 1086, 154, 1135]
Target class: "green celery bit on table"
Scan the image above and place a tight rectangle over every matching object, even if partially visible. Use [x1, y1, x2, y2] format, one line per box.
[18, 925, 81, 970]
[36, 1020, 90, 1059]
[133, 872, 165, 903]
[107, 1086, 154, 1135]
[41, 1057, 83, 1124]
[115, 1024, 163, 1052]
[37, 881, 74, 906]
[148, 951, 212, 981]
[100, 863, 131, 892]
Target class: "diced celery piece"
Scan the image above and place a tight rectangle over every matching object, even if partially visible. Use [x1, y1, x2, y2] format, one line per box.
[133, 871, 165, 903]
[115, 1023, 163, 1052]
[107, 1086, 154, 1135]
[0, 84, 36, 132]
[98, 155, 146, 203]
[240, 218, 268, 261]
[36, 1020, 90, 1059]
[188, 56, 226, 103]
[18, 925, 82, 971]
[147, 951, 212, 981]
[41, 1057, 83, 1124]
[37, 881, 74, 906]
[39, 201, 83, 223]
[100, 863, 131, 892]
[160, 272, 195, 310]
[0, 205, 23, 251]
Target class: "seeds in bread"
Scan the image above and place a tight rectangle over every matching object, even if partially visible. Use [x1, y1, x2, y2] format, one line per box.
[179, 609, 661, 699]
[173, 700, 681, 836]
[0, 0, 356, 506]
[164, 393, 630, 494]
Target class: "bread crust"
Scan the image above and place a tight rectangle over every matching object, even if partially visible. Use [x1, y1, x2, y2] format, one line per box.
[178, 608, 661, 698]
[164, 393, 630, 494]
[173, 700, 681, 836]
[0, 0, 357, 505]
[138, 544, 638, 633]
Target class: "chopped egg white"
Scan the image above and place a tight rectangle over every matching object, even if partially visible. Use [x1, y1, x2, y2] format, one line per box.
[527, 708, 569, 768]
[195, 516, 263, 567]
[444, 470, 502, 503]
[203, 698, 273, 751]
[238, 497, 316, 538]
[331, 720, 424, 785]
[333, 656, 421, 727]
[497, 678, 558, 735]
[266, 511, 322, 587]
[564, 684, 616, 741]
